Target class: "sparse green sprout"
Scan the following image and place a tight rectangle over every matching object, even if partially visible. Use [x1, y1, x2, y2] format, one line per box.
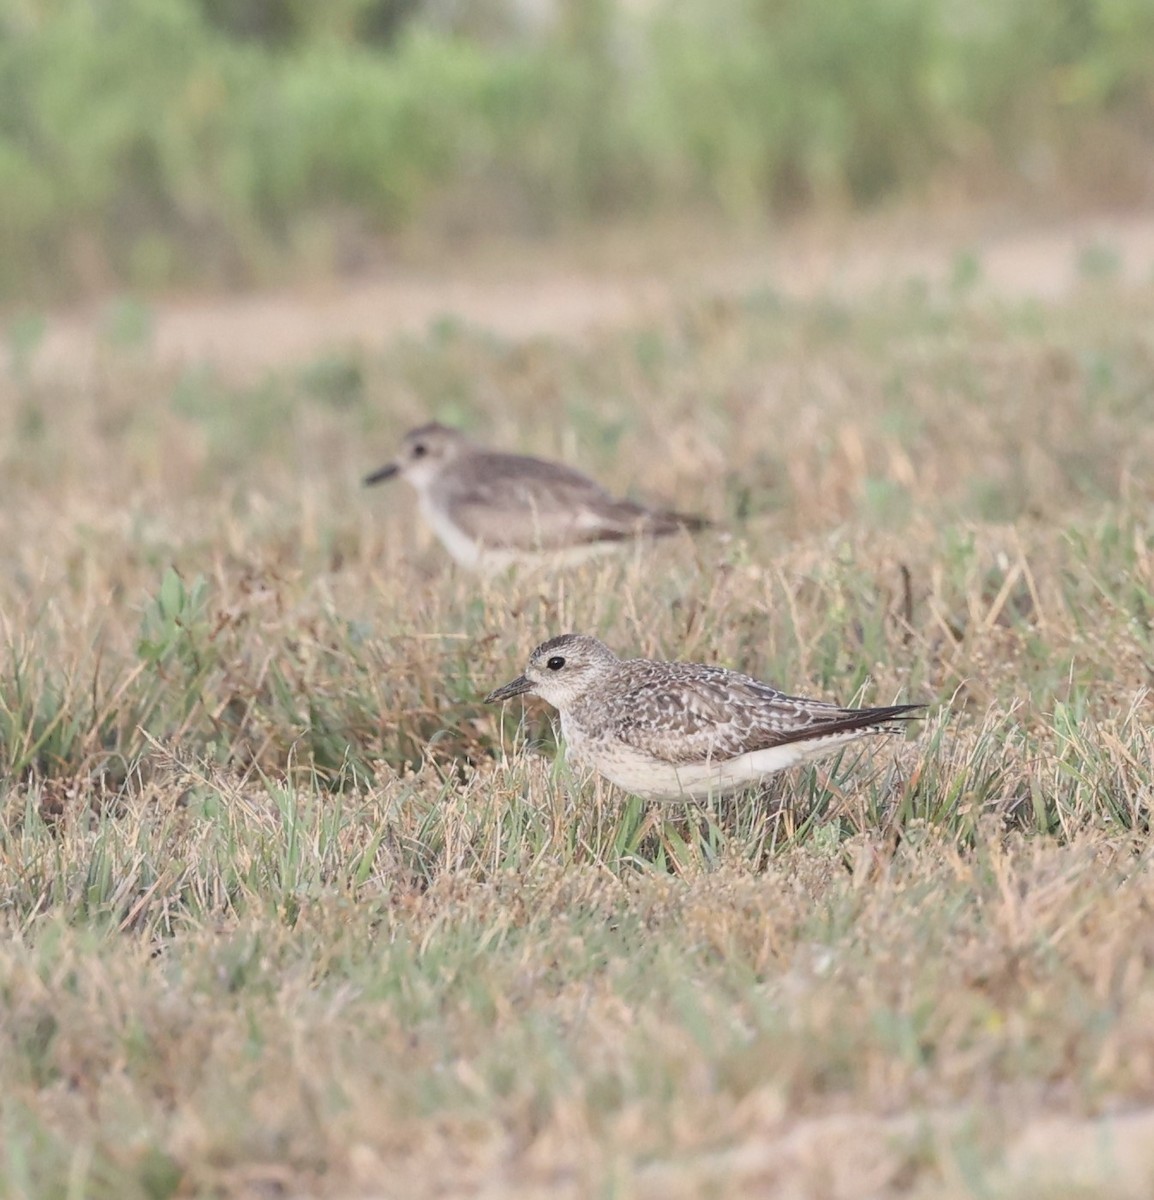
[1077, 240, 1122, 281]
[137, 569, 211, 667]
[5, 311, 46, 379]
[949, 248, 982, 295]
[299, 352, 366, 409]
[99, 296, 154, 349]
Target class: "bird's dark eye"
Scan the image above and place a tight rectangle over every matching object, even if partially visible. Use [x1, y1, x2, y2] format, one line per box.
[411, 443, 427, 459]
[546, 656, 565, 671]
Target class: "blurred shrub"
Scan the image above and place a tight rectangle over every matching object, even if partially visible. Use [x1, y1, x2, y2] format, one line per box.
[0, 0, 1151, 299]
[196, 0, 420, 46]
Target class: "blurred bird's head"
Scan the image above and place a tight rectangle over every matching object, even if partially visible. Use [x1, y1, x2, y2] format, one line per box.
[363, 422, 472, 491]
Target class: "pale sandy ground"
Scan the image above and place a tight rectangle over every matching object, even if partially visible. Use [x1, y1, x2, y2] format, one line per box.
[22, 208, 1154, 383]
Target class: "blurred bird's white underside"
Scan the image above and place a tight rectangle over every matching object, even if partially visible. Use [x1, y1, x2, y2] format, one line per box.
[420, 495, 642, 571]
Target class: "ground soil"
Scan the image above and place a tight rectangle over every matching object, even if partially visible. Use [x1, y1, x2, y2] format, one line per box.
[25, 207, 1154, 382]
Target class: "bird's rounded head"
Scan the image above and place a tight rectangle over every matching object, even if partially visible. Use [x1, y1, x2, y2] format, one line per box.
[485, 633, 620, 711]
[364, 422, 472, 490]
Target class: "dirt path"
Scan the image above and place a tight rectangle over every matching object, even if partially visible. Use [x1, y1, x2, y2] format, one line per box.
[26, 210, 1154, 382]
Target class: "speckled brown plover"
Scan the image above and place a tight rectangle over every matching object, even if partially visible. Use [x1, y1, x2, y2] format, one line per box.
[486, 634, 922, 800]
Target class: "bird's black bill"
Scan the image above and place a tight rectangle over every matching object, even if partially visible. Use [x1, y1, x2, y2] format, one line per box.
[485, 675, 533, 703]
[363, 463, 399, 486]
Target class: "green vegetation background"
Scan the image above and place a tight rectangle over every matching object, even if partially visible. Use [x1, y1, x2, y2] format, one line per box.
[1, 0, 1153, 300]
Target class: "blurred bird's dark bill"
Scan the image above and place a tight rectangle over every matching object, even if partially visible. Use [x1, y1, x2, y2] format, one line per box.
[363, 463, 399, 485]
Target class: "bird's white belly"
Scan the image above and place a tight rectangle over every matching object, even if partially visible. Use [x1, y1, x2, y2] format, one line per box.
[419, 496, 484, 568]
[419, 496, 628, 572]
[563, 721, 869, 801]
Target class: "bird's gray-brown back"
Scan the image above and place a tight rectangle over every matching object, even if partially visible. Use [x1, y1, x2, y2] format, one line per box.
[570, 657, 912, 766]
[432, 450, 704, 550]
[366, 423, 710, 566]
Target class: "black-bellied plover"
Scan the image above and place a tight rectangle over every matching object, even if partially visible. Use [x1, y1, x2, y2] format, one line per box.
[364, 423, 709, 571]
[485, 633, 922, 800]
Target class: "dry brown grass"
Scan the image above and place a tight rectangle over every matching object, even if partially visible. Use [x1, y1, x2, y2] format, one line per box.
[2, 273, 1154, 1196]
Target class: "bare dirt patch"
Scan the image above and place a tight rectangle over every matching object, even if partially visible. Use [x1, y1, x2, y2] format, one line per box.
[25, 209, 1154, 384]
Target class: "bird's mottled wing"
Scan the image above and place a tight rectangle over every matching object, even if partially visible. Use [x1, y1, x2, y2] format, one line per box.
[600, 661, 910, 765]
[438, 452, 702, 549]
